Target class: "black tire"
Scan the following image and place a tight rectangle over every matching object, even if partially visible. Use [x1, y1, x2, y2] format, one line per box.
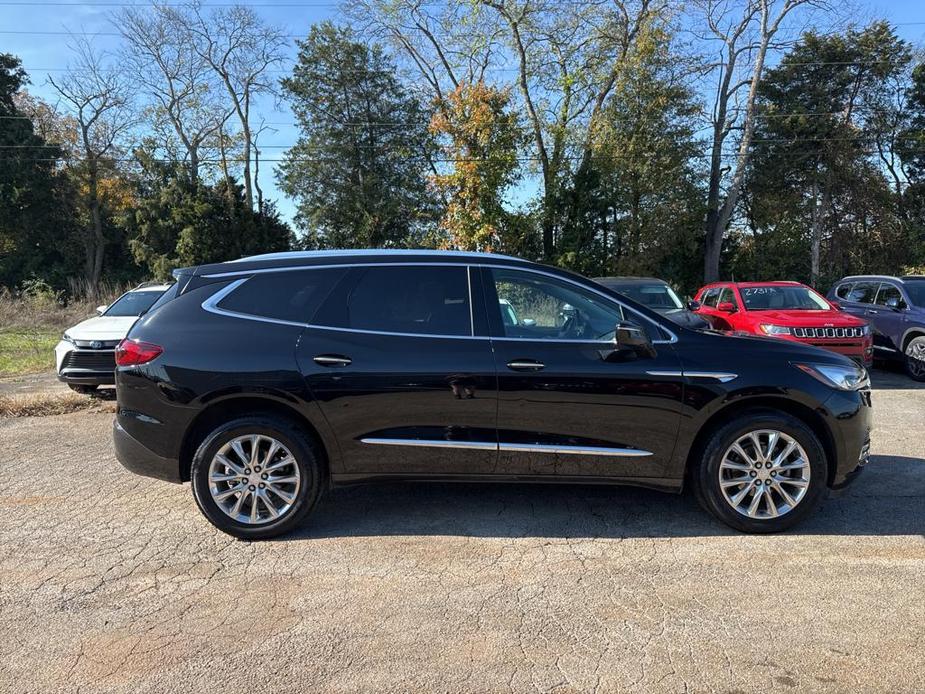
[903, 336, 925, 382]
[68, 384, 98, 394]
[693, 410, 828, 533]
[191, 416, 323, 540]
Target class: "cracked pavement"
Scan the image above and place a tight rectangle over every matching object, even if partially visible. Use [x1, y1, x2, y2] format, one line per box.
[0, 368, 923, 693]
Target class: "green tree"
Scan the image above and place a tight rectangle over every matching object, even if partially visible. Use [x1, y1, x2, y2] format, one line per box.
[0, 54, 80, 290]
[278, 22, 437, 249]
[745, 23, 914, 286]
[126, 152, 292, 279]
[554, 29, 705, 292]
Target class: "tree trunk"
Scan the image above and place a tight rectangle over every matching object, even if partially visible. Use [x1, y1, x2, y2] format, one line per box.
[87, 160, 105, 292]
[810, 173, 821, 286]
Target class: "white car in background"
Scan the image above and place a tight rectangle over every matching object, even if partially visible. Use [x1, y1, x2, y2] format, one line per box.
[55, 283, 171, 393]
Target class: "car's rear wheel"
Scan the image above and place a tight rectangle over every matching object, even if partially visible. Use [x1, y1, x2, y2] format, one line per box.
[191, 416, 322, 540]
[904, 336, 925, 382]
[68, 384, 97, 394]
[694, 411, 827, 533]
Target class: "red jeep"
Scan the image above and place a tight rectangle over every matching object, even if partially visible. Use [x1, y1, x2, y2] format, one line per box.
[693, 281, 873, 366]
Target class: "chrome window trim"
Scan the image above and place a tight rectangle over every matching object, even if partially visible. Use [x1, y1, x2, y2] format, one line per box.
[200, 260, 679, 344]
[360, 437, 653, 457]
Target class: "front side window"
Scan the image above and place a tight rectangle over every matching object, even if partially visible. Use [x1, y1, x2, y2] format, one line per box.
[104, 289, 165, 317]
[488, 268, 664, 341]
[875, 283, 903, 307]
[739, 285, 829, 310]
[717, 287, 737, 308]
[333, 266, 471, 336]
[700, 288, 720, 307]
[847, 281, 878, 304]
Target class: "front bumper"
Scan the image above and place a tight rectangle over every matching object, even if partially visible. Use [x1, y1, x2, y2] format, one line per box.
[55, 340, 117, 385]
[823, 386, 873, 489]
[113, 418, 182, 483]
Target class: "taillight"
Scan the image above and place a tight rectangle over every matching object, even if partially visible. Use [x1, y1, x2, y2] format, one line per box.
[115, 338, 163, 366]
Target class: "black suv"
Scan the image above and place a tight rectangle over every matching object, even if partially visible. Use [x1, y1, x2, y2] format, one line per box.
[114, 251, 872, 539]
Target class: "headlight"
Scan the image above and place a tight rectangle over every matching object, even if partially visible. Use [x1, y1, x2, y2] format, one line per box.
[760, 324, 791, 336]
[860, 324, 871, 336]
[795, 362, 869, 391]
[61, 332, 75, 344]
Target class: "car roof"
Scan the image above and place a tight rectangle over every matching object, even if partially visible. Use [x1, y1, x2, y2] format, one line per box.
[130, 283, 172, 292]
[182, 249, 532, 277]
[836, 275, 908, 283]
[702, 281, 805, 288]
[594, 276, 666, 285]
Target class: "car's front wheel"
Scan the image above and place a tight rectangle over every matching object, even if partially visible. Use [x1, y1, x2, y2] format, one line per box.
[191, 416, 323, 540]
[904, 336, 925, 382]
[694, 411, 828, 533]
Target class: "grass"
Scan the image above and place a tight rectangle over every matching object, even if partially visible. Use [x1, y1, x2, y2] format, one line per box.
[0, 327, 61, 377]
[0, 391, 116, 418]
[0, 282, 134, 378]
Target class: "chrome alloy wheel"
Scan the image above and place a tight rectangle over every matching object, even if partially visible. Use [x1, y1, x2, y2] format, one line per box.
[208, 434, 301, 525]
[718, 430, 810, 519]
[907, 340, 925, 379]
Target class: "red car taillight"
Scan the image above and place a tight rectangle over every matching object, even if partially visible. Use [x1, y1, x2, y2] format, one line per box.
[115, 338, 163, 366]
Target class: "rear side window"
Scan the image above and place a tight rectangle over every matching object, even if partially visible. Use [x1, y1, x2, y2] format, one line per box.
[318, 265, 472, 336]
[217, 268, 346, 323]
[847, 281, 878, 304]
[834, 283, 854, 300]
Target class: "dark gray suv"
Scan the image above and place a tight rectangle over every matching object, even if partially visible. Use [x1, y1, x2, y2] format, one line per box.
[827, 275, 925, 381]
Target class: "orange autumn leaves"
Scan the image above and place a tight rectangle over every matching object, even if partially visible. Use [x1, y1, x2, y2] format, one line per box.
[429, 82, 524, 252]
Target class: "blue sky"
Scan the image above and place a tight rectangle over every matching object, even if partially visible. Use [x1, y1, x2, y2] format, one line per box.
[3, 0, 925, 226]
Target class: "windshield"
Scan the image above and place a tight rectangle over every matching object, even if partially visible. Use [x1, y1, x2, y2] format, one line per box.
[739, 285, 830, 311]
[904, 280, 925, 307]
[610, 284, 684, 310]
[104, 289, 165, 317]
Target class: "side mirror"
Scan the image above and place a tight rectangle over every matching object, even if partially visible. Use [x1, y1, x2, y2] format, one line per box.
[829, 300, 842, 310]
[687, 300, 701, 311]
[610, 320, 656, 359]
[717, 301, 737, 313]
[885, 297, 905, 311]
[95, 304, 107, 315]
[521, 318, 536, 327]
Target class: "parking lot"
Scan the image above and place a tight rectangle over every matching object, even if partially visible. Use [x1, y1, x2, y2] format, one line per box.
[0, 368, 923, 693]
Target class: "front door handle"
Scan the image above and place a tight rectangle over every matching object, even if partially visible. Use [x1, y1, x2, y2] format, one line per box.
[313, 354, 352, 367]
[507, 359, 544, 371]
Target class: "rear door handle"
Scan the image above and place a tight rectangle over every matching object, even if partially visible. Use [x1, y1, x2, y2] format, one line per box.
[313, 354, 352, 367]
[507, 359, 544, 371]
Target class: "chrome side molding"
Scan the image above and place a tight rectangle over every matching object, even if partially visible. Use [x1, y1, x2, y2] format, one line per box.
[646, 370, 738, 383]
[360, 438, 653, 457]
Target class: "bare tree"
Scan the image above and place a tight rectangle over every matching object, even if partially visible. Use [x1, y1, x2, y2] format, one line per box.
[695, 0, 823, 282]
[182, 3, 288, 211]
[48, 36, 135, 290]
[352, 0, 670, 259]
[115, 3, 228, 183]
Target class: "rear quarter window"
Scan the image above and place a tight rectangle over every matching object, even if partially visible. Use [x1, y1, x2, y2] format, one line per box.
[834, 283, 854, 300]
[216, 268, 347, 324]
